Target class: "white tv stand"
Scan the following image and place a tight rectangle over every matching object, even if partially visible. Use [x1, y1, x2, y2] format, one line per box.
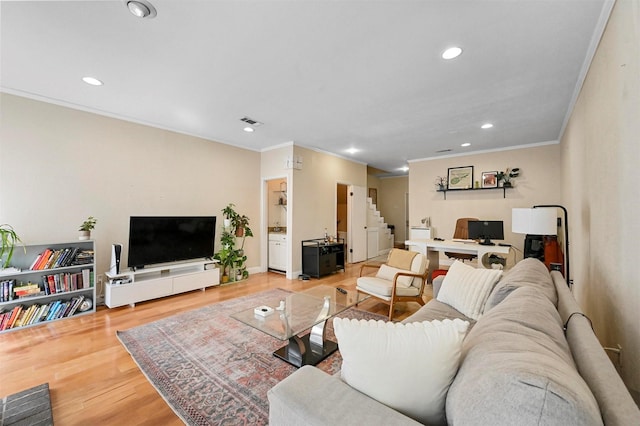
[105, 260, 219, 308]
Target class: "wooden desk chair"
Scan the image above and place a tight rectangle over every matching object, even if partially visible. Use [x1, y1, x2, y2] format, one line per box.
[356, 249, 429, 320]
[445, 217, 479, 262]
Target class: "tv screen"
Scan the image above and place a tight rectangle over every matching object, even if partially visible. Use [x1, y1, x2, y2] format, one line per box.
[128, 216, 216, 269]
[468, 220, 504, 245]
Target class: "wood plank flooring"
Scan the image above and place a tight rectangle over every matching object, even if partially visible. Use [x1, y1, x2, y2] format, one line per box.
[0, 262, 430, 425]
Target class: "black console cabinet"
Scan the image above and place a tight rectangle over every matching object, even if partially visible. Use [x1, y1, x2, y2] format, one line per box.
[301, 239, 345, 278]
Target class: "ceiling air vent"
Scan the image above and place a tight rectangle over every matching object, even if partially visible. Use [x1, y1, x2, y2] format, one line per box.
[240, 117, 263, 126]
[436, 149, 453, 153]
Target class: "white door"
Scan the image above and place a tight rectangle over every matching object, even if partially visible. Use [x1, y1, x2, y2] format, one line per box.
[348, 185, 367, 263]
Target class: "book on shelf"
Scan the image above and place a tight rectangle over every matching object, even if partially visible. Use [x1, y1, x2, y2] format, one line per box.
[14, 283, 44, 299]
[5, 305, 23, 329]
[67, 296, 84, 317]
[82, 269, 91, 288]
[1, 279, 17, 302]
[30, 247, 93, 271]
[32, 249, 52, 270]
[21, 304, 38, 326]
[45, 301, 61, 322]
[72, 250, 94, 266]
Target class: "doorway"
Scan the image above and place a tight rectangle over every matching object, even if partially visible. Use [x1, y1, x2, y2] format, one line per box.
[266, 177, 288, 276]
[336, 183, 348, 249]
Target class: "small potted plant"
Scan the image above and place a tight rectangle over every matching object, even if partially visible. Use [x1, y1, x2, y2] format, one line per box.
[0, 224, 24, 270]
[79, 216, 97, 240]
[222, 203, 237, 228]
[497, 168, 519, 187]
[213, 245, 235, 283]
[231, 214, 253, 238]
[434, 176, 447, 191]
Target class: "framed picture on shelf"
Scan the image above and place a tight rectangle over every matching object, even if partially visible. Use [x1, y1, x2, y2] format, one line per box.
[482, 171, 498, 188]
[447, 166, 474, 189]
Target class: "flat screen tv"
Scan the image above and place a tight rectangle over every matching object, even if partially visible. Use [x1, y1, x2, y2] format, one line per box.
[128, 216, 216, 269]
[468, 220, 504, 246]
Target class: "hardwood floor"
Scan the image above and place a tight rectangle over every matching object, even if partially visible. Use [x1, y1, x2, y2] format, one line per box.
[0, 262, 430, 425]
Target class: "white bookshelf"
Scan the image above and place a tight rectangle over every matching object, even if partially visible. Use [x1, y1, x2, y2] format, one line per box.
[0, 240, 96, 333]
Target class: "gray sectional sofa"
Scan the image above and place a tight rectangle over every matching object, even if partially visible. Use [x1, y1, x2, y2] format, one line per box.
[268, 258, 640, 425]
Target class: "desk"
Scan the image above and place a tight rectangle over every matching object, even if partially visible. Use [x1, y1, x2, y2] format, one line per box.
[405, 239, 511, 280]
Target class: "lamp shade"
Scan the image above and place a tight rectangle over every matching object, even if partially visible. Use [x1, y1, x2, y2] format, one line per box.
[512, 208, 557, 235]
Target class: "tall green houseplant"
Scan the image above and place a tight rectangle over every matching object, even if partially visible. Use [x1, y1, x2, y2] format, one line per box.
[214, 204, 253, 282]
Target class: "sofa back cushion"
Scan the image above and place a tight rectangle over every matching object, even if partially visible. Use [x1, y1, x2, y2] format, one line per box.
[485, 257, 557, 311]
[446, 286, 602, 425]
[436, 260, 502, 320]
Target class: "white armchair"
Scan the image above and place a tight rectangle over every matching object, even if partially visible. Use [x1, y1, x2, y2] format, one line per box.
[356, 249, 429, 320]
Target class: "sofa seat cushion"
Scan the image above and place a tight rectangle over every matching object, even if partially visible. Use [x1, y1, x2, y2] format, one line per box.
[357, 276, 420, 299]
[403, 299, 475, 327]
[268, 366, 421, 426]
[334, 318, 469, 425]
[436, 260, 502, 320]
[446, 286, 602, 425]
[485, 257, 557, 311]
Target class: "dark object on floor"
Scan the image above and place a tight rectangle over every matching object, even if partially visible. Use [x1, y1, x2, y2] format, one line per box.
[1, 383, 53, 426]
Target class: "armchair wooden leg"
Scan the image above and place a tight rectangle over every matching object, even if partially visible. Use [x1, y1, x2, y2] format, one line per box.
[388, 302, 394, 321]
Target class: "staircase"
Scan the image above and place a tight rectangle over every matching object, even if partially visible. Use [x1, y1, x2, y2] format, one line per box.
[366, 197, 394, 259]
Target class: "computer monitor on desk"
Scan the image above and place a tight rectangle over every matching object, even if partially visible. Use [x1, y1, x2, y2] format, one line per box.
[468, 220, 504, 246]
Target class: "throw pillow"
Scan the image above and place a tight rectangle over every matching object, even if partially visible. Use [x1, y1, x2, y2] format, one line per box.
[387, 249, 418, 270]
[376, 264, 414, 287]
[333, 317, 470, 425]
[436, 260, 502, 320]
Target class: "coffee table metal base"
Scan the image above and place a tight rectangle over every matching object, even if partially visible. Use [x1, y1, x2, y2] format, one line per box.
[273, 334, 338, 368]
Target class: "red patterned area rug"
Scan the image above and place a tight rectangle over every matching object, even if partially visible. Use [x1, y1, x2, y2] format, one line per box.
[116, 288, 385, 426]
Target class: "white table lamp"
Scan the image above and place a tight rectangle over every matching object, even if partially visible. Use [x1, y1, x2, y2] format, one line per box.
[512, 208, 557, 235]
[512, 206, 571, 287]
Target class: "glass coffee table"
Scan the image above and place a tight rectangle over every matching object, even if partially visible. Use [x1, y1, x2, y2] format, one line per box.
[231, 285, 368, 367]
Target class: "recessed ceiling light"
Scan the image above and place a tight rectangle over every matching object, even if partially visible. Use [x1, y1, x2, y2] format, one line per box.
[346, 148, 359, 155]
[442, 46, 463, 60]
[461, 142, 471, 147]
[125, 0, 157, 19]
[481, 123, 494, 129]
[398, 166, 409, 172]
[82, 77, 103, 86]
[243, 127, 254, 133]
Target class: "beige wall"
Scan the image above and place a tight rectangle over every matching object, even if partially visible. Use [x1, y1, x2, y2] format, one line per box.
[378, 176, 408, 243]
[561, 0, 639, 397]
[409, 144, 562, 253]
[290, 145, 367, 275]
[0, 93, 262, 295]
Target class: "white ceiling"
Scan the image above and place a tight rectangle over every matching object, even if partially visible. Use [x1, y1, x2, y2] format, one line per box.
[1, 0, 611, 176]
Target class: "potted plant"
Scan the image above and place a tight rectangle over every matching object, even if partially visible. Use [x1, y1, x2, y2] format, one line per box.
[497, 168, 519, 187]
[232, 214, 253, 238]
[434, 176, 447, 191]
[213, 245, 235, 283]
[214, 204, 253, 282]
[79, 216, 97, 240]
[222, 203, 237, 228]
[0, 224, 24, 270]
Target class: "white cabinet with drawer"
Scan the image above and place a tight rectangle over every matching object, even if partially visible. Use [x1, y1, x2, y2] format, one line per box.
[268, 234, 287, 272]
